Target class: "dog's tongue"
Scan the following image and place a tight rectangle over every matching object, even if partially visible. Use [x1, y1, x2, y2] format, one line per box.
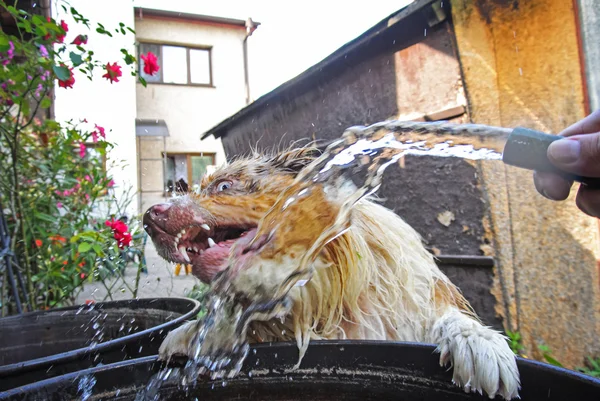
[197, 229, 258, 280]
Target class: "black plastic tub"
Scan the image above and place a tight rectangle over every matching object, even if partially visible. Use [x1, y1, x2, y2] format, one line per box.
[2, 341, 600, 400]
[0, 298, 201, 391]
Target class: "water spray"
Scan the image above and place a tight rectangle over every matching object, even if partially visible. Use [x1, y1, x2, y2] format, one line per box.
[339, 120, 600, 189]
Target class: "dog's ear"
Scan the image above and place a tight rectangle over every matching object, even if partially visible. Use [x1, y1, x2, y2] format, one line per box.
[268, 147, 319, 175]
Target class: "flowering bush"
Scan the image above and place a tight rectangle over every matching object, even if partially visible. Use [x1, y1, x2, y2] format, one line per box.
[0, 2, 159, 313]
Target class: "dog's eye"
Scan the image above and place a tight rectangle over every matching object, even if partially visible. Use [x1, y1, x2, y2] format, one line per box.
[216, 180, 233, 192]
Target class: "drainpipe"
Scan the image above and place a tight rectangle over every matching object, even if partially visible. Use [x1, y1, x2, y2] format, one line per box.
[243, 17, 257, 105]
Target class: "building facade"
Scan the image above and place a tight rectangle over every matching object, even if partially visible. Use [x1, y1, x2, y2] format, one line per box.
[134, 8, 257, 214]
[52, 3, 257, 216]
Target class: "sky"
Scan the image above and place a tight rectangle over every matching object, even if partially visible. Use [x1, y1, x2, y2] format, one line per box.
[132, 0, 414, 99]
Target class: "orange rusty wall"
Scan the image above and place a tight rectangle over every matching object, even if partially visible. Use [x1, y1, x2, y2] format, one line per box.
[451, 0, 600, 369]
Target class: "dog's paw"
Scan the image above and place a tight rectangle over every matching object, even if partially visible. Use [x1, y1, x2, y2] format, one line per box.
[433, 311, 520, 400]
[158, 320, 198, 362]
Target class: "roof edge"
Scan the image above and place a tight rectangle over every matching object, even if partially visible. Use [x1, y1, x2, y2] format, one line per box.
[134, 7, 261, 28]
[201, 0, 441, 140]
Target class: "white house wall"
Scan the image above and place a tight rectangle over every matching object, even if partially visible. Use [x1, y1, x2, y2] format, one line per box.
[135, 15, 248, 213]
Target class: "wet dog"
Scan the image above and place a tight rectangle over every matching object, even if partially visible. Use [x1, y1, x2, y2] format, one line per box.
[143, 147, 520, 399]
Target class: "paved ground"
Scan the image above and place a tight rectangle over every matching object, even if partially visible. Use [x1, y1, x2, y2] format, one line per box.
[75, 242, 201, 303]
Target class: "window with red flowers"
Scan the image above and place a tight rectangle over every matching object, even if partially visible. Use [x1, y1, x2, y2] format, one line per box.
[138, 42, 213, 87]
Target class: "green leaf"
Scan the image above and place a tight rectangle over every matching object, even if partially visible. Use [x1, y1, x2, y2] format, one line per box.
[69, 51, 83, 67]
[78, 242, 92, 253]
[40, 97, 52, 109]
[0, 36, 9, 52]
[139, 76, 147, 87]
[92, 244, 103, 255]
[543, 354, 564, 368]
[34, 212, 56, 222]
[52, 64, 71, 81]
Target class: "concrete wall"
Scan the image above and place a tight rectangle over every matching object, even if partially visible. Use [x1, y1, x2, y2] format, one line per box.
[52, 0, 138, 217]
[451, 0, 600, 368]
[135, 15, 248, 213]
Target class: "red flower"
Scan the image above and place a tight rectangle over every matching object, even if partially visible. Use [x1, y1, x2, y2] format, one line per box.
[57, 67, 75, 89]
[80, 272, 86, 279]
[49, 235, 67, 244]
[71, 34, 87, 46]
[34, 239, 42, 247]
[57, 20, 68, 43]
[79, 142, 86, 158]
[102, 62, 122, 83]
[105, 219, 132, 249]
[85, 300, 95, 305]
[140, 52, 160, 76]
[45, 18, 68, 43]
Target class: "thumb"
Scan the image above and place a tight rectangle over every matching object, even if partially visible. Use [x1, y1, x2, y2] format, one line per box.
[547, 132, 600, 177]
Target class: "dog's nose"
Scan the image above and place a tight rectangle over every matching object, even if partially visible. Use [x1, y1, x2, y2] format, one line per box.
[143, 203, 172, 234]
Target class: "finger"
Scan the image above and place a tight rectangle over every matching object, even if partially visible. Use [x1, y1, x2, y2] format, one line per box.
[576, 186, 600, 218]
[547, 132, 600, 177]
[560, 109, 600, 137]
[533, 171, 572, 201]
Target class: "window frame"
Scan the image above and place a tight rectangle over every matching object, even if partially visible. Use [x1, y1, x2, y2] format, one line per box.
[138, 41, 214, 88]
[162, 152, 216, 195]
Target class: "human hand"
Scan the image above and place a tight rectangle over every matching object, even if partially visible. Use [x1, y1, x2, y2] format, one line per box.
[533, 109, 600, 218]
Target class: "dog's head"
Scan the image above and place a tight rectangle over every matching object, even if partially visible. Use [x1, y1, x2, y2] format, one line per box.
[143, 147, 322, 284]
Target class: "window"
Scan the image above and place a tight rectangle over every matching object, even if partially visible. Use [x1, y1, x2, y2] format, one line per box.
[139, 42, 212, 86]
[164, 153, 215, 194]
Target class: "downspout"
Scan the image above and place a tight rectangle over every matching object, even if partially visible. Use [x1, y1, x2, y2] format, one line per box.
[243, 18, 257, 105]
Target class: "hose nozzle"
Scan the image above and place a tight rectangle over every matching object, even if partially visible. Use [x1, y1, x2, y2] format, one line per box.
[502, 127, 600, 189]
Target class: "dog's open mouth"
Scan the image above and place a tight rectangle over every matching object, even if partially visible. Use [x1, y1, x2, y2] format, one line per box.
[148, 220, 257, 280]
[173, 224, 256, 265]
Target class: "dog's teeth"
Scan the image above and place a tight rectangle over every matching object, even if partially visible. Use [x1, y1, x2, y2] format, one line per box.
[207, 238, 216, 248]
[175, 236, 179, 243]
[177, 233, 182, 239]
[201, 224, 210, 231]
[181, 229, 186, 234]
[178, 246, 191, 262]
[193, 247, 199, 252]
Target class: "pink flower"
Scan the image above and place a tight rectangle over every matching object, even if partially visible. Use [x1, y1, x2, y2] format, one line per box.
[91, 131, 98, 143]
[84, 175, 92, 182]
[39, 45, 48, 57]
[107, 179, 115, 188]
[2, 41, 14, 66]
[57, 202, 63, 208]
[85, 194, 90, 202]
[79, 142, 86, 158]
[94, 124, 106, 138]
[55, 190, 62, 196]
